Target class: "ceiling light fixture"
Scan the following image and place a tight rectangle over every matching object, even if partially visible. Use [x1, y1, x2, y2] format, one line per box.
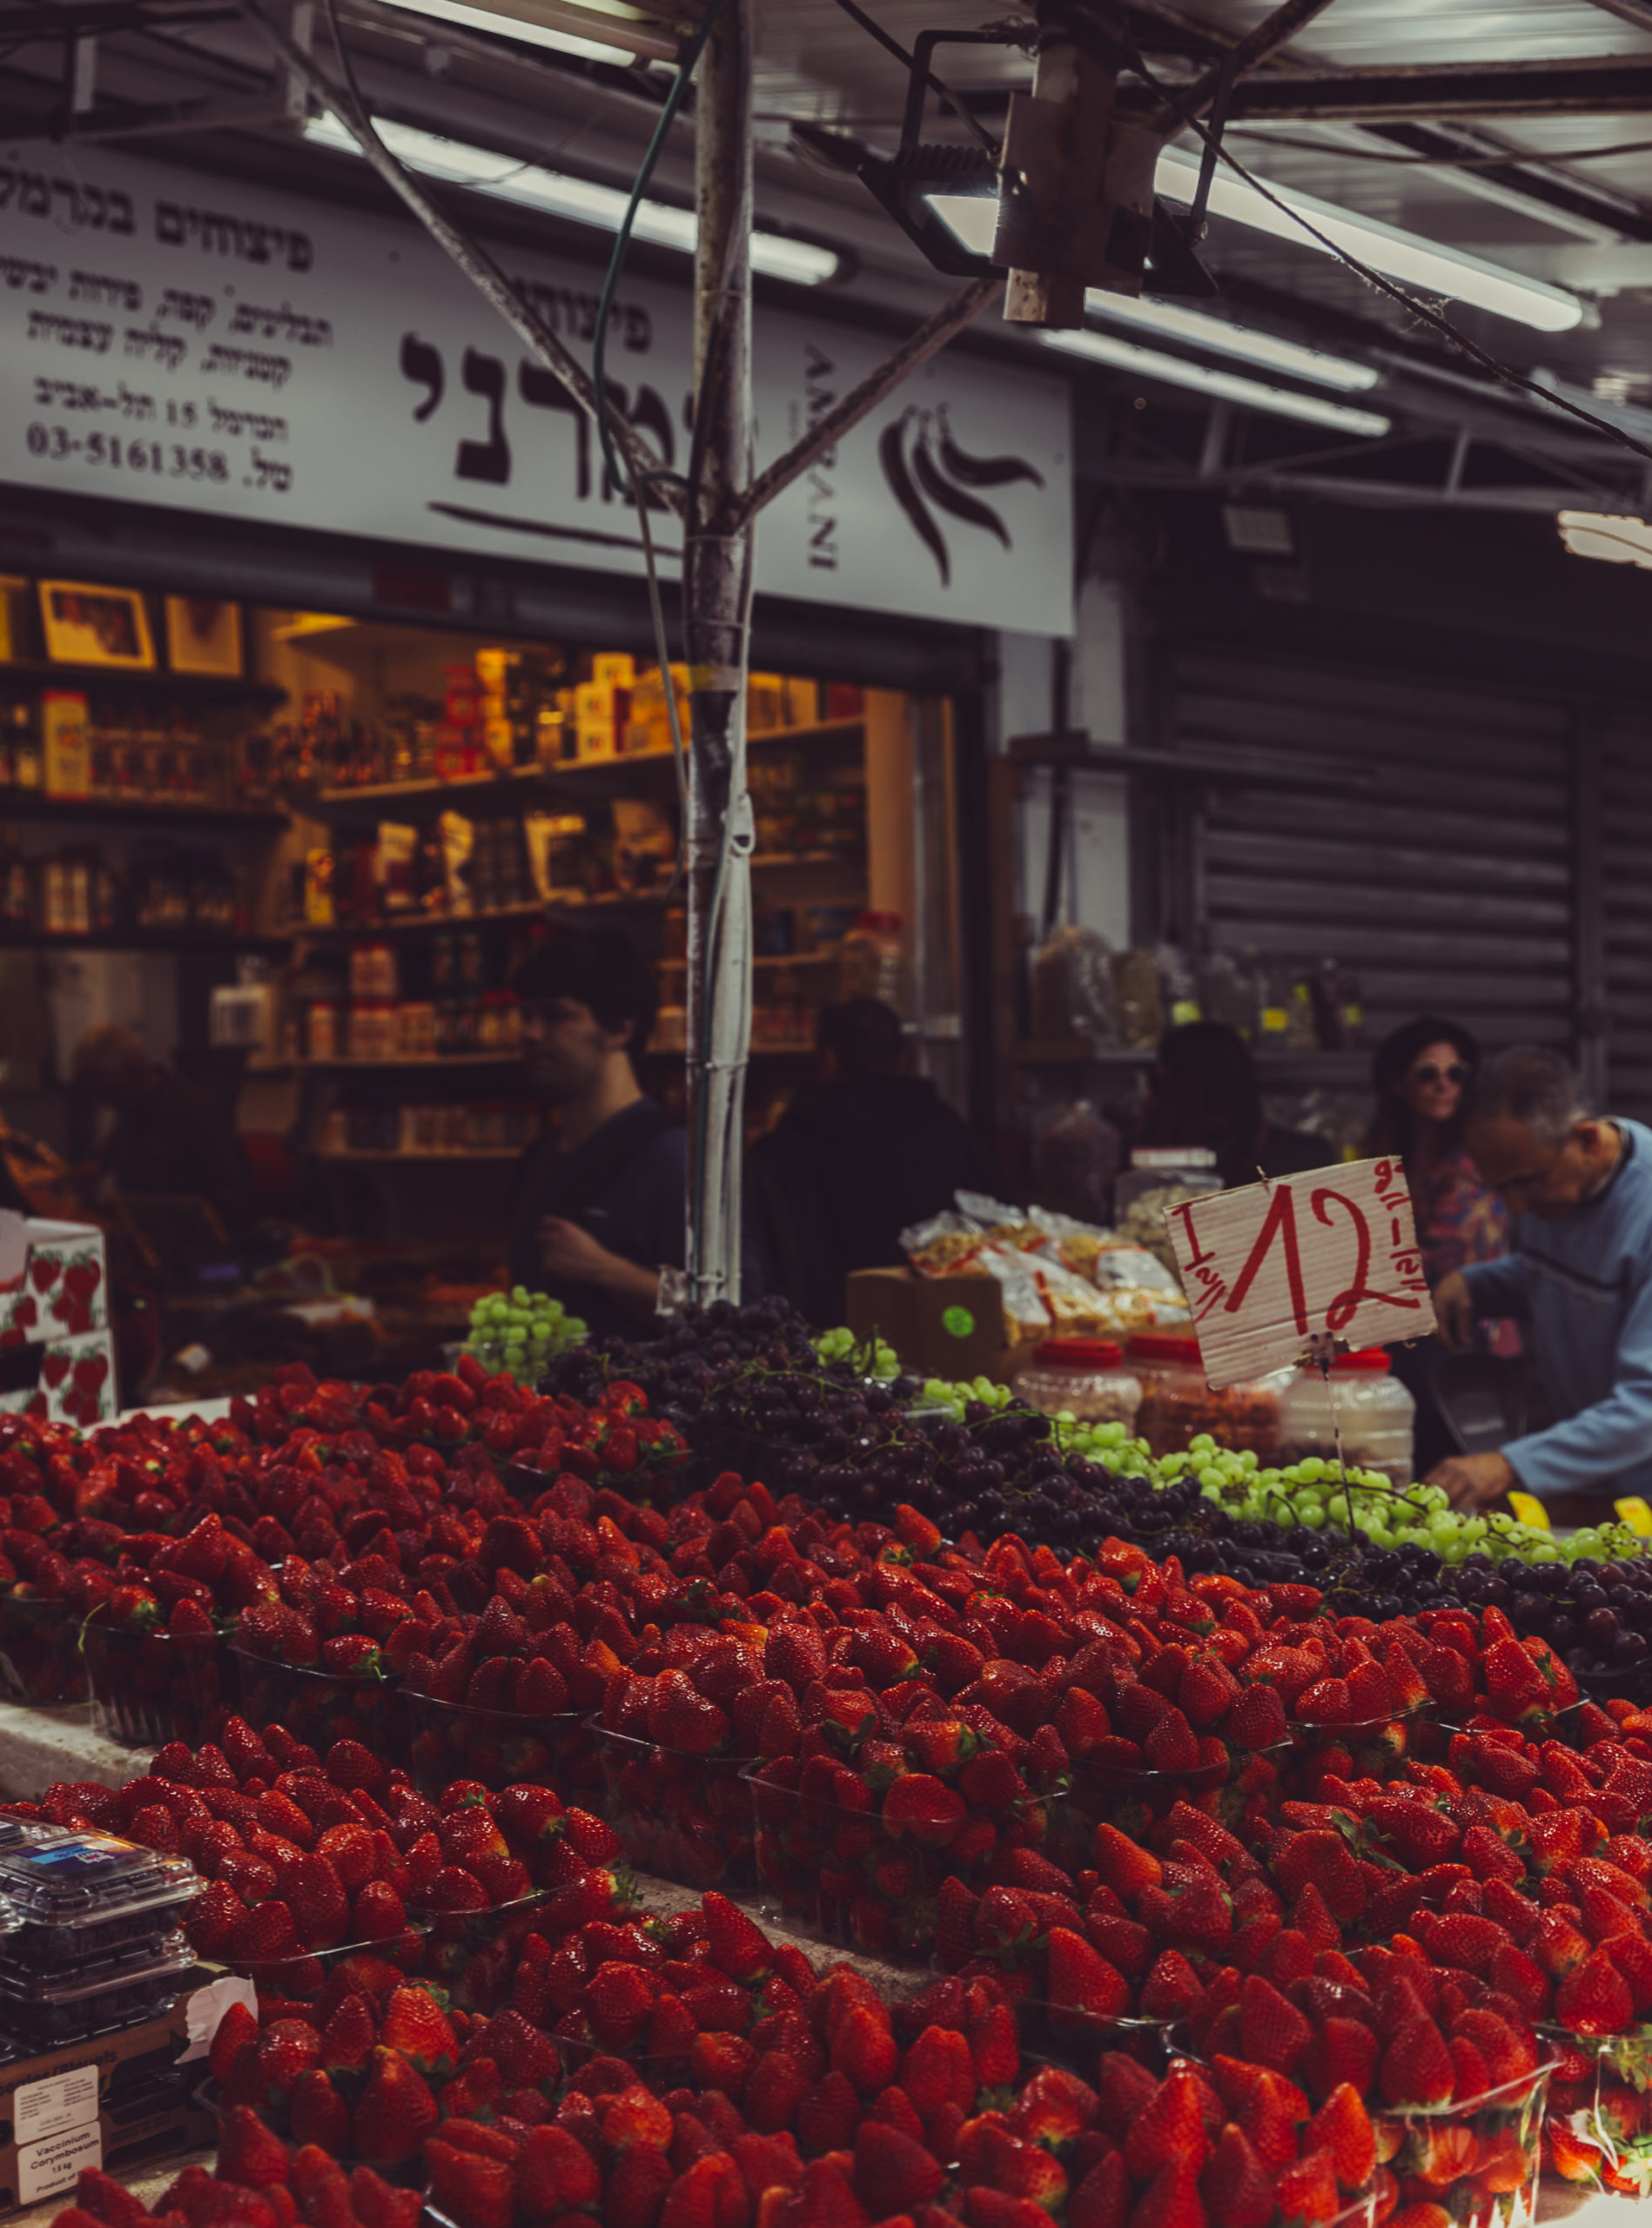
[304, 114, 843, 284]
[1038, 325, 1392, 437]
[372, 0, 634, 63]
[929, 194, 1380, 395]
[1154, 149, 1583, 335]
[1556, 509, 1652, 567]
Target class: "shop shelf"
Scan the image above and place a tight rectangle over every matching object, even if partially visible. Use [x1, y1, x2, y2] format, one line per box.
[0, 929, 291, 954]
[749, 851, 866, 869]
[0, 794, 288, 831]
[84, 1620, 238, 1749]
[252, 1052, 527, 1071]
[316, 1149, 524, 1164]
[0, 661, 285, 710]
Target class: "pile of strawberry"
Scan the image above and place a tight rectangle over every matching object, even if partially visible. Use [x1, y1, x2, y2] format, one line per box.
[52, 2154, 422, 2228]
[5, 1717, 633, 2005]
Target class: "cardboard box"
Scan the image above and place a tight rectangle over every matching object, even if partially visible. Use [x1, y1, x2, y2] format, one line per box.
[0, 1985, 218, 2214]
[846, 1267, 1017, 1382]
[0, 1216, 108, 1344]
[0, 1327, 118, 1429]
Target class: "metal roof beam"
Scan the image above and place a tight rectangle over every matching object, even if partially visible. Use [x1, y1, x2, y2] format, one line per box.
[1226, 55, 1652, 122]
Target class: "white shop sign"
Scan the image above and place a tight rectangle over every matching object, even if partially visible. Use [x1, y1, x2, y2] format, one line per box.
[0, 141, 1074, 634]
[1165, 1157, 1437, 1389]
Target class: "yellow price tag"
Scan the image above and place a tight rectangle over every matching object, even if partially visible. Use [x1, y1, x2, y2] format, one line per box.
[1615, 1497, 1652, 1536]
[1507, 1492, 1551, 1531]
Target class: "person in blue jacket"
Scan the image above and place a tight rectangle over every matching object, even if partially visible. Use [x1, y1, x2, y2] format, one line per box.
[1429, 1044, 1652, 1507]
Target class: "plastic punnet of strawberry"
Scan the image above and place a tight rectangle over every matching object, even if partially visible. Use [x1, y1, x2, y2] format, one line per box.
[405, 1689, 598, 1802]
[1371, 2057, 1557, 2228]
[83, 1612, 236, 1749]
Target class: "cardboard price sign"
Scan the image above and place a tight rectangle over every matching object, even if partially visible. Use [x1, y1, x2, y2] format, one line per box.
[1165, 1157, 1435, 1388]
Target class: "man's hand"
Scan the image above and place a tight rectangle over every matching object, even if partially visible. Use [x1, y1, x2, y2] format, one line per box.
[538, 1217, 625, 1287]
[537, 1217, 661, 1318]
[1427, 1450, 1516, 1509]
[1434, 1269, 1477, 1353]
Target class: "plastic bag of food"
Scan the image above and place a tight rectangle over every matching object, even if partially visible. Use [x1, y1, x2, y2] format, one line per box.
[901, 1211, 986, 1278]
[955, 1191, 1048, 1253]
[1032, 1098, 1120, 1226]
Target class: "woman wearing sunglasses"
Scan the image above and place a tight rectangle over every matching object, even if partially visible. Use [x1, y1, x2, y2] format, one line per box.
[1367, 1016, 1518, 1471]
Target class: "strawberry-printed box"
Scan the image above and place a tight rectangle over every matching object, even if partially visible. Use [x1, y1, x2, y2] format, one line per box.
[0, 1215, 109, 1345]
[0, 1327, 118, 1429]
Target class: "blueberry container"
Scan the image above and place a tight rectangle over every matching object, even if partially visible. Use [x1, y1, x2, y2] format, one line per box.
[0, 1829, 200, 1970]
[0, 1934, 197, 2045]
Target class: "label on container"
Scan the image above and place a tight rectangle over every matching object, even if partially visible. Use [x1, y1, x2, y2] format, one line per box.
[1615, 1497, 1652, 1536]
[15, 2064, 100, 2146]
[17, 2117, 101, 2203]
[941, 1305, 976, 1339]
[1507, 1492, 1551, 1532]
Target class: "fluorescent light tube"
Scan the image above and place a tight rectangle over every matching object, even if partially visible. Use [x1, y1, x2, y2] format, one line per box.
[373, 0, 633, 62]
[1155, 149, 1582, 334]
[1557, 510, 1652, 567]
[305, 114, 842, 284]
[926, 195, 1380, 393]
[1039, 325, 1392, 436]
[1083, 293, 1377, 393]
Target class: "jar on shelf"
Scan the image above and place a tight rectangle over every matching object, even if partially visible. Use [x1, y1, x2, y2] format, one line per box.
[1126, 1332, 1289, 1459]
[838, 910, 908, 1015]
[1012, 1339, 1142, 1426]
[1278, 1349, 1415, 1486]
[306, 998, 340, 1062]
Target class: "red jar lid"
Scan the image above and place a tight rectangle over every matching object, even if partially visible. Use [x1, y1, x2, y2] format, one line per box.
[1126, 1333, 1203, 1366]
[1324, 1347, 1392, 1373]
[1031, 1339, 1124, 1369]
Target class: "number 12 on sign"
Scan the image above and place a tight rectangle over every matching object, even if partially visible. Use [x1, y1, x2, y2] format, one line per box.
[1165, 1158, 1436, 1389]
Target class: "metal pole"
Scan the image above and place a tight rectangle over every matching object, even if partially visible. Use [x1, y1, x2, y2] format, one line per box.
[683, 0, 754, 1304]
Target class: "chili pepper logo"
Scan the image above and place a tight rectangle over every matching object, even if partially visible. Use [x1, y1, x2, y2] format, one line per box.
[877, 405, 1045, 586]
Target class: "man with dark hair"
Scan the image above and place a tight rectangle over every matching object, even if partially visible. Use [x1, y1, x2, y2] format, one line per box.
[506, 928, 686, 1335]
[1428, 1044, 1652, 1508]
[747, 997, 995, 1325]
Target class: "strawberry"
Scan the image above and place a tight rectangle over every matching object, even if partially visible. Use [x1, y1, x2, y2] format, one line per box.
[291, 2069, 351, 2152]
[1070, 2151, 1131, 2228]
[1238, 1976, 1311, 2074]
[1379, 2018, 1454, 2109]
[1223, 1686, 1286, 1751]
[423, 2137, 515, 2228]
[796, 2070, 864, 2158]
[1124, 2071, 1212, 2178]
[1273, 2147, 1339, 2225]
[1555, 1943, 1635, 2036]
[854, 2122, 943, 2215]
[1304, 2085, 1375, 2190]
[883, 1775, 967, 1847]
[1045, 1929, 1129, 2043]
[217, 2104, 293, 2189]
[518, 2124, 601, 2214]
[1199, 2126, 1273, 2228]
[1094, 1825, 1162, 1901]
[210, 1997, 260, 2089]
[703, 1890, 774, 1983]
[380, 1983, 459, 2077]
[352, 2047, 439, 2166]
[831, 2000, 900, 2097]
[1126, 2157, 1204, 2228]
[1318, 2017, 1378, 2100]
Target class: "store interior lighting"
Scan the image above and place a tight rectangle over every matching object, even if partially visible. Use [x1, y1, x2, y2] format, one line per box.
[1557, 508, 1652, 567]
[303, 114, 843, 284]
[1152, 149, 1583, 334]
[1038, 324, 1392, 437]
[374, 0, 634, 64]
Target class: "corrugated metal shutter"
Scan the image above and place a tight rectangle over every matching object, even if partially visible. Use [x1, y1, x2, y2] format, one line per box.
[1165, 648, 1576, 1059]
[1600, 706, 1652, 1123]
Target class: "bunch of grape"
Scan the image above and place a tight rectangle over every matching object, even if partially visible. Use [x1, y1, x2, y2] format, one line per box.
[464, 1286, 586, 1379]
[814, 1325, 902, 1381]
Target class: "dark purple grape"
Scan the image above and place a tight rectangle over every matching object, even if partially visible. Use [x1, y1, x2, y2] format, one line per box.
[1585, 1606, 1621, 1647]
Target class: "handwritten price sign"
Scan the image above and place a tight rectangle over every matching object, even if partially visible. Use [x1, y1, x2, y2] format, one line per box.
[1165, 1158, 1435, 1388]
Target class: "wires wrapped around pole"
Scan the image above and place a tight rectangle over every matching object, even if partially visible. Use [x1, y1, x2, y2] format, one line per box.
[683, 0, 755, 1305]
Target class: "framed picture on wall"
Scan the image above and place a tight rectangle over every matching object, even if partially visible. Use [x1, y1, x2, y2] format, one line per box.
[37, 580, 156, 669]
[165, 597, 244, 677]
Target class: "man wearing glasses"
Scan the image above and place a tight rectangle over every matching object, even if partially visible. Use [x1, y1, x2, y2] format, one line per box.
[1427, 1045, 1652, 1512]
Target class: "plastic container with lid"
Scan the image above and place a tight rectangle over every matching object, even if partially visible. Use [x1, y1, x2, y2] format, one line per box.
[0, 1830, 201, 1970]
[1127, 1332, 1289, 1459]
[1012, 1339, 1142, 1426]
[1279, 1347, 1416, 1486]
[0, 1934, 197, 2044]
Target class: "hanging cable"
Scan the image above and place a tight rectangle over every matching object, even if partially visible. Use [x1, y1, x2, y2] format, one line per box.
[1125, 42, 1652, 470]
[826, 0, 1000, 154]
[591, 0, 728, 500]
